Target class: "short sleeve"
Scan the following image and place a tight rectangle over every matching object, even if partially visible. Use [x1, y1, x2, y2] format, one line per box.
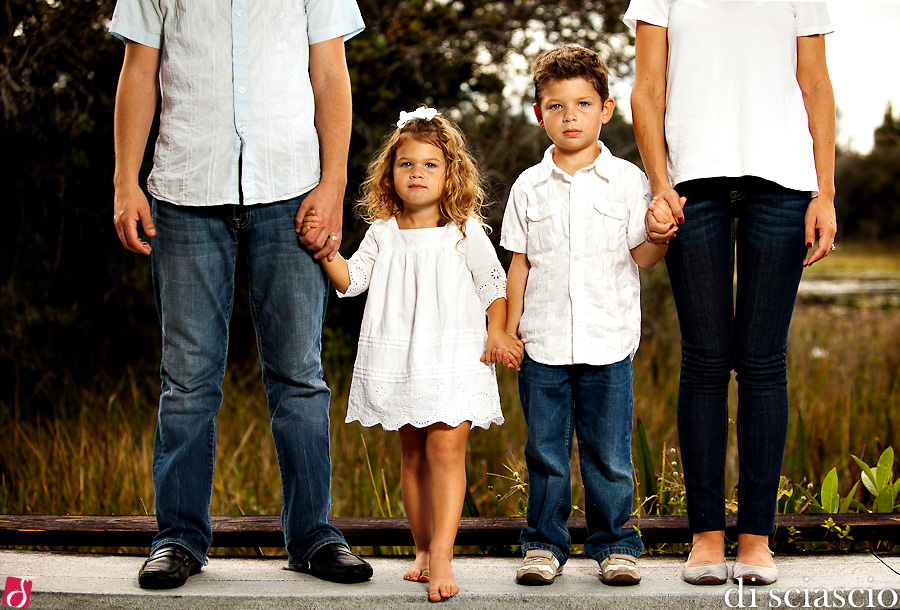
[794, 2, 833, 37]
[338, 223, 379, 298]
[463, 221, 507, 311]
[624, 168, 652, 251]
[623, 0, 670, 33]
[108, 0, 163, 48]
[499, 178, 528, 254]
[305, 0, 365, 44]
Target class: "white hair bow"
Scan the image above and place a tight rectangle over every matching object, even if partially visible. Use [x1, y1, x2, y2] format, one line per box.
[397, 106, 441, 128]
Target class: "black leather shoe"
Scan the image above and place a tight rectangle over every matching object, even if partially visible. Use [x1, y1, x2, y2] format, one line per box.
[138, 544, 202, 589]
[290, 543, 373, 583]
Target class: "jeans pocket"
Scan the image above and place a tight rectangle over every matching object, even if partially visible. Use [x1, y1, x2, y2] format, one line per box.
[592, 200, 627, 251]
[526, 203, 562, 252]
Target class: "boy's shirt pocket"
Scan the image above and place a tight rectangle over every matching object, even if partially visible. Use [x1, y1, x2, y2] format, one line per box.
[592, 199, 628, 252]
[526, 203, 564, 253]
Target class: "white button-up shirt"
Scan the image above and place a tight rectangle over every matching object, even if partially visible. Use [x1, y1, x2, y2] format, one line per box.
[500, 143, 651, 366]
[109, 0, 364, 206]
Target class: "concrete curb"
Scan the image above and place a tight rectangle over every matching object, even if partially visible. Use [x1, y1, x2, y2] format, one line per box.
[2, 549, 900, 609]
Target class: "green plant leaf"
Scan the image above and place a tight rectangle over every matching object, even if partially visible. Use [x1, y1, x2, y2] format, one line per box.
[806, 503, 826, 514]
[876, 447, 894, 491]
[821, 467, 839, 513]
[839, 480, 861, 513]
[874, 486, 894, 513]
[851, 454, 879, 496]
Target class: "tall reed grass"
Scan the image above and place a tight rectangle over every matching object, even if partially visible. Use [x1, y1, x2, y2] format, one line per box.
[2, 249, 898, 555]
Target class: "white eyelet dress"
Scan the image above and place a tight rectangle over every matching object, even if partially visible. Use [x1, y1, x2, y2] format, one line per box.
[338, 217, 506, 430]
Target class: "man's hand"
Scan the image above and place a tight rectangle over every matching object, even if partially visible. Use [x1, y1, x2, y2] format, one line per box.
[295, 180, 345, 260]
[114, 185, 155, 255]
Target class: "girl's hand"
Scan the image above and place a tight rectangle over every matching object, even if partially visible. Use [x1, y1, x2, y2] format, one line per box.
[300, 209, 320, 237]
[481, 329, 524, 370]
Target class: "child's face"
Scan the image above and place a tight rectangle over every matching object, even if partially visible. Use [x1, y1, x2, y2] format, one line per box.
[392, 138, 446, 213]
[534, 77, 615, 155]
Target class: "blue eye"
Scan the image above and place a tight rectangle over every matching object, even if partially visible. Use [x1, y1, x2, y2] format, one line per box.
[579, 101, 590, 107]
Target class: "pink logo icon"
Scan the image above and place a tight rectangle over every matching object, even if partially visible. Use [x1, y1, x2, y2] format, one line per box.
[3, 577, 32, 609]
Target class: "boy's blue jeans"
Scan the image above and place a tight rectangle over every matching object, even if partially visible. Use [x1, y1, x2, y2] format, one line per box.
[518, 354, 643, 565]
[665, 177, 810, 535]
[149, 196, 347, 566]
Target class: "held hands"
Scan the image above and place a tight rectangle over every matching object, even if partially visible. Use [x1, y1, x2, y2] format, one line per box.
[295, 181, 344, 261]
[113, 184, 156, 255]
[644, 188, 684, 245]
[300, 210, 320, 236]
[481, 330, 524, 371]
[301, 206, 342, 260]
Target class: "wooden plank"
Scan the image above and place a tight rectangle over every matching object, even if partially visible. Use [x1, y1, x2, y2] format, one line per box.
[1, 514, 898, 549]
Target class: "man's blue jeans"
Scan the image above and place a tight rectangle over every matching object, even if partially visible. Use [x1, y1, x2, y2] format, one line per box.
[518, 354, 643, 565]
[665, 177, 810, 535]
[149, 196, 346, 565]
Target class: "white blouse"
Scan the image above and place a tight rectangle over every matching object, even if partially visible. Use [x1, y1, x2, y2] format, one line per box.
[624, 0, 832, 193]
[338, 217, 506, 430]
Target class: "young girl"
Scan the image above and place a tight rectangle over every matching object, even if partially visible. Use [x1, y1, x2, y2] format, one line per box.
[303, 107, 523, 601]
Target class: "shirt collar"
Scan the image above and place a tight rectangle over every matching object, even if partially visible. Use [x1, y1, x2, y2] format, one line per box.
[534, 141, 613, 184]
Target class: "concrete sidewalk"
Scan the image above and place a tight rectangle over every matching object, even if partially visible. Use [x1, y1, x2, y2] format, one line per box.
[2, 549, 899, 609]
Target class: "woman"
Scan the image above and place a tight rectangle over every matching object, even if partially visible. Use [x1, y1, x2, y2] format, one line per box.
[626, 0, 837, 586]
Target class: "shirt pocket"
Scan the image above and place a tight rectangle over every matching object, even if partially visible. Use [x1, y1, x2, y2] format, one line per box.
[526, 204, 562, 253]
[592, 200, 628, 252]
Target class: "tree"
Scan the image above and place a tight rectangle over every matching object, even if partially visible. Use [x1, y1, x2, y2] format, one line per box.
[834, 103, 900, 243]
[0, 0, 640, 412]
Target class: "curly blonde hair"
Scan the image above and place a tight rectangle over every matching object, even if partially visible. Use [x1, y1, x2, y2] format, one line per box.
[357, 111, 487, 237]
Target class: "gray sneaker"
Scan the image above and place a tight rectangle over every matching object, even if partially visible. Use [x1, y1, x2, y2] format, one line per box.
[516, 549, 563, 585]
[599, 554, 641, 586]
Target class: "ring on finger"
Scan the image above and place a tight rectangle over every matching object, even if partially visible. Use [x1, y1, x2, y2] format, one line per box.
[830, 243, 836, 251]
[329, 234, 338, 241]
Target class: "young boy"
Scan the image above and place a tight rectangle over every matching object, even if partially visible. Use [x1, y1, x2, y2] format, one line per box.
[500, 45, 672, 586]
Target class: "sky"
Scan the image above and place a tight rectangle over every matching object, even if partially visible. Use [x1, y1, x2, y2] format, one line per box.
[826, 1, 900, 153]
[612, 1, 900, 154]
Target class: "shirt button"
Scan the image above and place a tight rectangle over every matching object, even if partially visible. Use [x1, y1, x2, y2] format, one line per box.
[240, 125, 245, 134]
[236, 10, 244, 17]
[574, 255, 581, 261]
[238, 87, 246, 94]
[237, 49, 245, 56]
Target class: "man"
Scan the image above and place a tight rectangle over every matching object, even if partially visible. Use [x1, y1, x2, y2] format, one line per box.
[110, 1, 372, 589]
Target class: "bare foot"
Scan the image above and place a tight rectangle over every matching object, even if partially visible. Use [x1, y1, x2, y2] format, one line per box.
[686, 530, 726, 566]
[736, 533, 775, 568]
[428, 557, 459, 601]
[404, 552, 430, 582]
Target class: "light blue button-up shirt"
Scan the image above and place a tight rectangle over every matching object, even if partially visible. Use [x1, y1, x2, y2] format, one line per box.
[110, 0, 364, 206]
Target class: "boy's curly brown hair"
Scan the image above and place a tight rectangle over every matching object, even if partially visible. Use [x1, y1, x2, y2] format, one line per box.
[357, 111, 487, 237]
[532, 45, 610, 108]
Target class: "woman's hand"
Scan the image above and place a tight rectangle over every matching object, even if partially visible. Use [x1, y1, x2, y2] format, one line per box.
[803, 194, 837, 266]
[645, 192, 683, 244]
